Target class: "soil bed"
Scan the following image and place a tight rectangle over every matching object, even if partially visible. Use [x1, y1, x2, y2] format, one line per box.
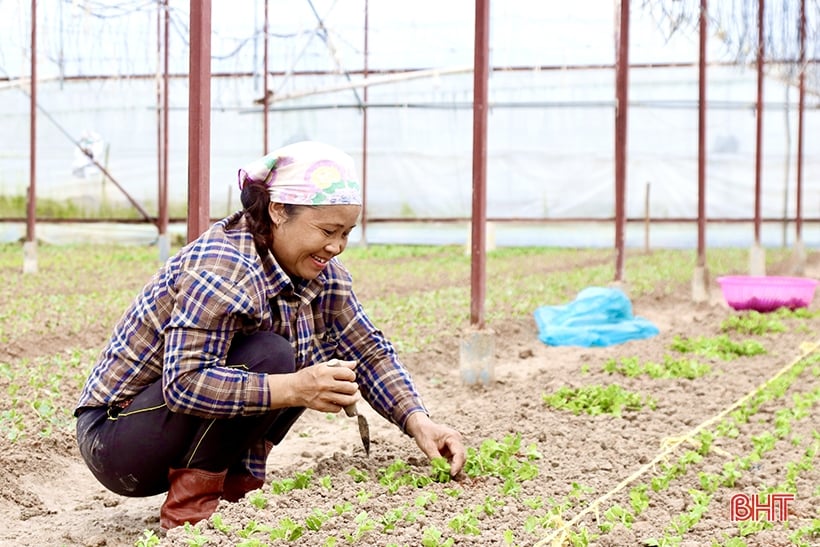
[0, 246, 817, 547]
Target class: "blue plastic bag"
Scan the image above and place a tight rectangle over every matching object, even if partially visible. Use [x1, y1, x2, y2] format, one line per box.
[534, 287, 659, 347]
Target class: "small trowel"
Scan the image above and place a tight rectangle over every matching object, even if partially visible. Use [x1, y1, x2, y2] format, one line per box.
[327, 359, 371, 456]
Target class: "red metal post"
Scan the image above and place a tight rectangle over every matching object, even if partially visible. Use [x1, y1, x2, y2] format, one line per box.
[697, 0, 707, 267]
[754, 0, 764, 244]
[156, 0, 170, 240]
[795, 0, 806, 241]
[360, 0, 369, 244]
[263, 0, 269, 154]
[156, 1, 162, 229]
[161, 0, 170, 237]
[470, 0, 490, 328]
[26, 0, 37, 244]
[614, 0, 629, 281]
[187, 0, 212, 242]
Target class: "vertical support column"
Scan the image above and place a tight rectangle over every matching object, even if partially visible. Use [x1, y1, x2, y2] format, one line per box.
[791, 0, 807, 274]
[360, 0, 369, 247]
[460, 0, 494, 387]
[692, 0, 710, 302]
[187, 0, 212, 242]
[613, 0, 629, 283]
[263, 0, 269, 155]
[24, 0, 38, 274]
[157, 0, 171, 261]
[750, 0, 766, 275]
[470, 0, 489, 328]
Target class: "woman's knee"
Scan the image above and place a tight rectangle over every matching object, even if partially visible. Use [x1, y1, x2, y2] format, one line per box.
[226, 331, 295, 374]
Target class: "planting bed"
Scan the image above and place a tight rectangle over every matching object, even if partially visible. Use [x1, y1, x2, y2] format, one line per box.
[0, 244, 817, 547]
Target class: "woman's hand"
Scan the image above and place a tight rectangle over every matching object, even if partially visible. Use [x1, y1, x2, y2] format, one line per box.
[267, 360, 359, 412]
[405, 412, 466, 477]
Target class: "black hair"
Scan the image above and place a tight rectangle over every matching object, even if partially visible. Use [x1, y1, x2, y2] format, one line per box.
[240, 181, 312, 256]
[240, 180, 274, 254]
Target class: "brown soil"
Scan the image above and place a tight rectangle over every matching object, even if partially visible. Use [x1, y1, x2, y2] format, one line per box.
[0, 253, 818, 547]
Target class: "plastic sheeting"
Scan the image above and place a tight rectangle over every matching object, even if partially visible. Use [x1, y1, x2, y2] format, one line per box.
[534, 287, 659, 347]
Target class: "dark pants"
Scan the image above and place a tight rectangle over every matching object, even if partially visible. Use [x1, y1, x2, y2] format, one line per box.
[76, 331, 304, 497]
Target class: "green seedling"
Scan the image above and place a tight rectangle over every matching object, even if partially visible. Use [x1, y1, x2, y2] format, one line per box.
[247, 490, 267, 509]
[430, 456, 452, 483]
[697, 472, 721, 494]
[347, 467, 368, 483]
[670, 334, 766, 360]
[237, 520, 272, 539]
[789, 518, 820, 547]
[543, 384, 656, 416]
[305, 508, 331, 531]
[414, 491, 437, 508]
[695, 429, 715, 456]
[134, 530, 160, 547]
[566, 526, 597, 547]
[568, 481, 594, 500]
[448, 507, 480, 535]
[343, 511, 376, 543]
[356, 488, 373, 503]
[645, 534, 683, 546]
[421, 526, 454, 547]
[736, 519, 773, 537]
[268, 517, 303, 541]
[721, 311, 786, 335]
[719, 538, 749, 547]
[629, 484, 649, 515]
[210, 513, 232, 534]
[380, 507, 405, 532]
[599, 503, 633, 533]
[182, 521, 208, 547]
[270, 469, 313, 494]
[602, 355, 710, 379]
[523, 496, 544, 510]
[479, 495, 504, 516]
[333, 501, 354, 515]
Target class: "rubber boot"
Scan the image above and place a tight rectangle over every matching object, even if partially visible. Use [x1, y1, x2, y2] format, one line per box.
[222, 441, 271, 502]
[160, 467, 227, 532]
[221, 472, 264, 502]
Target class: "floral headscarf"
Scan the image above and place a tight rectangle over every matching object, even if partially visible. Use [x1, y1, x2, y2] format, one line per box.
[237, 141, 361, 206]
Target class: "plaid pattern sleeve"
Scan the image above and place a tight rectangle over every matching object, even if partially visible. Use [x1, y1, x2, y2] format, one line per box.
[161, 268, 270, 417]
[75, 212, 273, 417]
[312, 262, 428, 432]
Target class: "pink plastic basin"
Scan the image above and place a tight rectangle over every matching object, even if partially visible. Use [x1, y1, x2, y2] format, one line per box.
[716, 275, 818, 312]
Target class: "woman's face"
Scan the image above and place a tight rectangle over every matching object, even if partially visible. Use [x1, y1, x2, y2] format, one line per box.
[269, 203, 360, 280]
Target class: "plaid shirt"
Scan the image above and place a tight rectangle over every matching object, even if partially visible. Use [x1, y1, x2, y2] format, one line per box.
[76, 211, 427, 478]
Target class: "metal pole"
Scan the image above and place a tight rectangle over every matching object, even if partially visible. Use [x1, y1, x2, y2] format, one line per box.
[470, 0, 489, 328]
[754, 0, 764, 244]
[155, 0, 170, 260]
[263, 0, 269, 154]
[26, 0, 37, 245]
[795, 0, 805, 242]
[613, 0, 629, 282]
[187, 0, 212, 242]
[156, 0, 162, 230]
[24, 0, 38, 274]
[360, 0, 369, 245]
[161, 0, 170, 236]
[697, 0, 707, 267]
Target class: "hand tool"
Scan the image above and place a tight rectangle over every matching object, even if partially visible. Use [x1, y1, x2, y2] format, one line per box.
[326, 359, 370, 456]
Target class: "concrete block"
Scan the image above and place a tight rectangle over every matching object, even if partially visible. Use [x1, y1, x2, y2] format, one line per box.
[459, 327, 495, 386]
